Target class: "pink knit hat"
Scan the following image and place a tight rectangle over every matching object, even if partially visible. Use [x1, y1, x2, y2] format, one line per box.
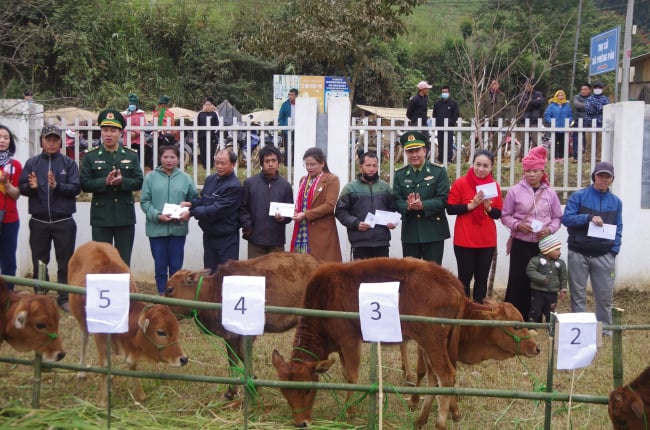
[522, 146, 548, 171]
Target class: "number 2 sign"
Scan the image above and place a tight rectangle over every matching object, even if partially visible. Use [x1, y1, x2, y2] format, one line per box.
[222, 276, 265, 335]
[358, 282, 402, 342]
[86, 273, 130, 334]
[555, 312, 598, 370]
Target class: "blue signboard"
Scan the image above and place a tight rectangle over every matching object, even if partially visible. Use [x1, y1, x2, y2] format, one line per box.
[590, 27, 619, 76]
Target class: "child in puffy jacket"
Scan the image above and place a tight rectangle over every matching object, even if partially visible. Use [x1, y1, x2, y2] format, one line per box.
[526, 233, 568, 323]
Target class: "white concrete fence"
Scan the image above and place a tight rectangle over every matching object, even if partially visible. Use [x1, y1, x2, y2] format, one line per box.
[1, 98, 649, 289]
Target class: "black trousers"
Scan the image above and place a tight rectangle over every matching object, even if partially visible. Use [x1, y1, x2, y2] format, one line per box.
[529, 289, 558, 323]
[203, 233, 239, 271]
[505, 238, 540, 320]
[352, 246, 389, 260]
[453, 245, 495, 303]
[436, 130, 454, 163]
[29, 217, 76, 304]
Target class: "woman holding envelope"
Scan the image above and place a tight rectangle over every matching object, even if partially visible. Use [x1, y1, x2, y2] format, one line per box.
[446, 150, 503, 302]
[141, 143, 198, 295]
[501, 146, 563, 319]
[291, 147, 342, 262]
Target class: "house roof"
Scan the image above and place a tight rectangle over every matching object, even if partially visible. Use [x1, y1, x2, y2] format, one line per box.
[631, 52, 650, 65]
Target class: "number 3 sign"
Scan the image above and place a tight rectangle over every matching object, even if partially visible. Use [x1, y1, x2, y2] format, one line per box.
[555, 312, 598, 370]
[222, 276, 265, 335]
[86, 273, 130, 334]
[358, 282, 402, 342]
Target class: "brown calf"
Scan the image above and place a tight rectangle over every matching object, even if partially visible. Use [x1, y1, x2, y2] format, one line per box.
[68, 241, 188, 407]
[0, 278, 66, 362]
[609, 366, 650, 430]
[272, 257, 539, 430]
[165, 252, 321, 399]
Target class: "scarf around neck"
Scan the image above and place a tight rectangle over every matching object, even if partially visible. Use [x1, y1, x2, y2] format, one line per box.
[465, 167, 494, 225]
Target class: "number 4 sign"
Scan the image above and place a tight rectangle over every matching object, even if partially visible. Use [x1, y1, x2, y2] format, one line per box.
[555, 312, 598, 370]
[358, 282, 402, 342]
[86, 273, 130, 334]
[222, 276, 265, 335]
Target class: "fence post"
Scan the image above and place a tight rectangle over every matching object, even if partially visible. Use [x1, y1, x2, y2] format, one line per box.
[368, 342, 378, 429]
[612, 307, 624, 388]
[31, 261, 47, 408]
[243, 336, 254, 429]
[544, 313, 557, 430]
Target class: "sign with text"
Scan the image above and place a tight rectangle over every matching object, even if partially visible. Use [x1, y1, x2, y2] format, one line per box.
[86, 274, 130, 334]
[274, 75, 350, 113]
[590, 27, 619, 76]
[555, 312, 598, 370]
[222, 276, 265, 335]
[358, 282, 402, 342]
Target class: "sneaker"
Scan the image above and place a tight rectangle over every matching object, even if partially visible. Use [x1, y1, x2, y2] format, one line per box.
[58, 301, 71, 313]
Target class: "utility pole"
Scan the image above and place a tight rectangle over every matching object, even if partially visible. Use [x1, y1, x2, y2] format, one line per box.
[620, 0, 634, 101]
[569, 0, 584, 101]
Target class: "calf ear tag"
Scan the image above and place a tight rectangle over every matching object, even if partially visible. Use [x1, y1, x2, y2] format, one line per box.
[86, 273, 130, 334]
[359, 282, 402, 342]
[222, 276, 265, 336]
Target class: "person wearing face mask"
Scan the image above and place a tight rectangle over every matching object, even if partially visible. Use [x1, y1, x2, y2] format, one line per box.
[432, 85, 460, 164]
[584, 81, 610, 158]
[18, 125, 80, 311]
[122, 93, 149, 166]
[335, 151, 396, 260]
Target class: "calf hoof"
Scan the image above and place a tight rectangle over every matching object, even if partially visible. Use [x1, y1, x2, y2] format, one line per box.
[407, 395, 420, 410]
[222, 389, 237, 401]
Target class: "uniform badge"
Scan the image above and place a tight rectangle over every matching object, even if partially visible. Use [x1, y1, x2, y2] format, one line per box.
[94, 160, 106, 164]
[121, 159, 131, 164]
[424, 176, 434, 180]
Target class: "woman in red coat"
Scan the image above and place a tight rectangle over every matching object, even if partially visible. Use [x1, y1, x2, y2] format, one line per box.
[291, 147, 342, 262]
[446, 149, 502, 302]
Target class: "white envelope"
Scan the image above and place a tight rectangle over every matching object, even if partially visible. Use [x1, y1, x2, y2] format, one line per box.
[530, 219, 544, 233]
[364, 212, 377, 228]
[476, 182, 498, 199]
[268, 202, 295, 217]
[162, 203, 189, 219]
[587, 222, 617, 240]
[374, 210, 401, 226]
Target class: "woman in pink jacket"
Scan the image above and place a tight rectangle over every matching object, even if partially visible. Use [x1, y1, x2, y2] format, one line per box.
[501, 146, 563, 319]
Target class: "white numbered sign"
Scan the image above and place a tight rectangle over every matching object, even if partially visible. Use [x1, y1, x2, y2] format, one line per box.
[555, 312, 598, 370]
[222, 276, 265, 335]
[358, 282, 402, 342]
[86, 273, 130, 334]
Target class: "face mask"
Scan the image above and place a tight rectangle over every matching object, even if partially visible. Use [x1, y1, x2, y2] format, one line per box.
[128, 104, 137, 112]
[593, 89, 603, 95]
[441, 93, 450, 100]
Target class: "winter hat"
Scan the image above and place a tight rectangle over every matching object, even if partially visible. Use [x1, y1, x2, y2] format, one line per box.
[539, 233, 562, 255]
[522, 146, 548, 171]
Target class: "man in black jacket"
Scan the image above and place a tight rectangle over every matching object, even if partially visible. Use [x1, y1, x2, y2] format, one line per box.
[240, 146, 293, 258]
[406, 81, 432, 154]
[432, 86, 460, 164]
[19, 125, 81, 312]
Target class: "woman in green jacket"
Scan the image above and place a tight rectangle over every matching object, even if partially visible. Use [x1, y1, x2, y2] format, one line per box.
[141, 142, 198, 294]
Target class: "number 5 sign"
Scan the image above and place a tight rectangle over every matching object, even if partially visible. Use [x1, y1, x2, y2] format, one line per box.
[222, 276, 265, 335]
[86, 273, 130, 334]
[555, 312, 598, 370]
[358, 282, 402, 342]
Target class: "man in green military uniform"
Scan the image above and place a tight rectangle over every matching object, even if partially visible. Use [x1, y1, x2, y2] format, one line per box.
[393, 131, 450, 264]
[80, 109, 144, 265]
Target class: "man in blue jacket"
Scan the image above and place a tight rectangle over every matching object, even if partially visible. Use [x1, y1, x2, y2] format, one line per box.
[19, 125, 81, 311]
[562, 162, 622, 332]
[187, 149, 242, 270]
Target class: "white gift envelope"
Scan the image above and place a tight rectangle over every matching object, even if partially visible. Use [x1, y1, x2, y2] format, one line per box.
[268, 202, 295, 217]
[86, 273, 130, 334]
[162, 203, 189, 219]
[364, 212, 377, 228]
[476, 182, 498, 199]
[587, 222, 616, 240]
[374, 210, 401, 227]
[530, 219, 544, 233]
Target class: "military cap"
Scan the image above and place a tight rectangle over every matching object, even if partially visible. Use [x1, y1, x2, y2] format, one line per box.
[128, 93, 140, 105]
[158, 95, 170, 105]
[98, 109, 126, 129]
[400, 131, 428, 151]
[40, 124, 62, 139]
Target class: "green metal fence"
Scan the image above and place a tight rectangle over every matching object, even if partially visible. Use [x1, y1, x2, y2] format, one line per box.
[0, 275, 626, 429]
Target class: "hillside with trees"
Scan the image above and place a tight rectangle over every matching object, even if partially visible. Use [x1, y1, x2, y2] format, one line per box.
[1, 0, 648, 117]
